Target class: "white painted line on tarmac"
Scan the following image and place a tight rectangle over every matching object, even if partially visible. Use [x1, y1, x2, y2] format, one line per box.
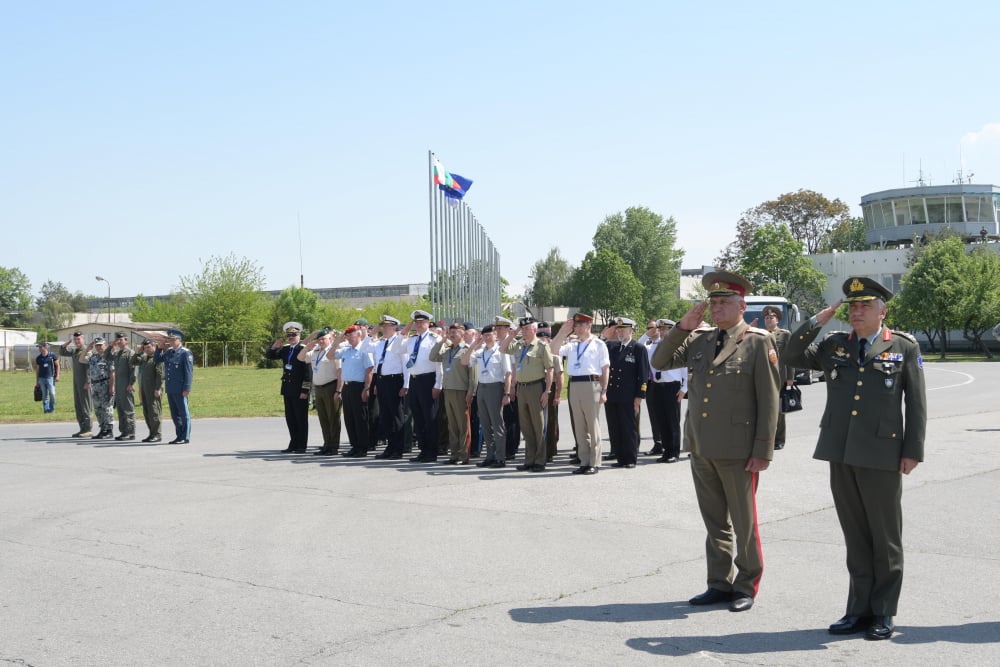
[924, 365, 976, 391]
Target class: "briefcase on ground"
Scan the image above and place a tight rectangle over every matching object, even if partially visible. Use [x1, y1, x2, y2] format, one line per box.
[780, 385, 802, 413]
[34, 385, 43, 402]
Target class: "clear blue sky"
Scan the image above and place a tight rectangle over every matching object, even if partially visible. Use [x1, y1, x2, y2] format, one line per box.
[3, 1, 999, 303]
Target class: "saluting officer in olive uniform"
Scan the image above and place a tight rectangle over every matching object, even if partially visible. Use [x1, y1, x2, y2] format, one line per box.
[605, 317, 649, 469]
[60, 331, 94, 437]
[652, 271, 780, 613]
[131, 338, 164, 443]
[267, 321, 312, 453]
[504, 317, 555, 472]
[782, 277, 926, 641]
[761, 305, 794, 450]
[110, 332, 137, 441]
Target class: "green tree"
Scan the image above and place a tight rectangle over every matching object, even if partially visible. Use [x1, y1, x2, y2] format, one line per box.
[268, 286, 325, 336]
[818, 216, 868, 252]
[731, 223, 827, 314]
[36, 280, 75, 330]
[0, 266, 33, 326]
[566, 249, 643, 325]
[592, 206, 685, 318]
[889, 236, 966, 359]
[130, 294, 186, 324]
[957, 246, 1000, 358]
[719, 190, 851, 260]
[527, 247, 573, 307]
[177, 254, 270, 343]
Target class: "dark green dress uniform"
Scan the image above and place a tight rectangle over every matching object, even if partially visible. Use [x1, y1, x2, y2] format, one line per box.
[60, 338, 93, 435]
[782, 314, 926, 619]
[131, 345, 164, 441]
[653, 319, 780, 599]
[769, 326, 792, 448]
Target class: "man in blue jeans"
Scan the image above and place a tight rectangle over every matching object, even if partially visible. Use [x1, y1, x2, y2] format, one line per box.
[35, 341, 60, 413]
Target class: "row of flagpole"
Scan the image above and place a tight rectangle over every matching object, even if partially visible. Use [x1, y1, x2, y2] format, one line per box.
[428, 150, 500, 326]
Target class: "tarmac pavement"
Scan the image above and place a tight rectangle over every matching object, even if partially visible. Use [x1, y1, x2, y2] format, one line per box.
[1, 361, 998, 665]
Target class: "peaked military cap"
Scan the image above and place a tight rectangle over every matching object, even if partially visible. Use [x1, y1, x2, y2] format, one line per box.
[572, 312, 594, 323]
[448, 321, 466, 330]
[656, 318, 676, 327]
[519, 316, 536, 327]
[72, 331, 84, 336]
[613, 316, 636, 327]
[380, 315, 401, 326]
[494, 316, 513, 327]
[166, 328, 185, 340]
[93, 337, 106, 345]
[114, 332, 127, 340]
[843, 276, 893, 302]
[761, 305, 782, 318]
[282, 321, 303, 334]
[703, 270, 752, 297]
[411, 309, 432, 321]
[142, 338, 155, 346]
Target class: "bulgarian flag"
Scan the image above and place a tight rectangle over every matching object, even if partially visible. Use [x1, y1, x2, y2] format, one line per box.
[433, 158, 474, 201]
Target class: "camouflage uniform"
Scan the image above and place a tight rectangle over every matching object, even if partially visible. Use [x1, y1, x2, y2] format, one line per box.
[82, 347, 115, 436]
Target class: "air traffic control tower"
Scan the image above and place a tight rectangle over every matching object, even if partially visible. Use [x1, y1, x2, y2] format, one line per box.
[861, 182, 1000, 247]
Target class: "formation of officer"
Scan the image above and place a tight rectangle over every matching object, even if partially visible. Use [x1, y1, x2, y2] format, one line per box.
[504, 316, 555, 472]
[782, 276, 926, 641]
[761, 305, 794, 450]
[80, 337, 115, 439]
[131, 338, 164, 443]
[652, 270, 780, 613]
[109, 332, 137, 441]
[644, 319, 687, 463]
[154, 328, 194, 444]
[550, 312, 611, 475]
[430, 322, 475, 464]
[267, 322, 312, 453]
[60, 331, 94, 437]
[604, 317, 649, 469]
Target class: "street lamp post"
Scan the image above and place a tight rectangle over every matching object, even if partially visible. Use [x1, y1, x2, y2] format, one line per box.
[95, 276, 111, 323]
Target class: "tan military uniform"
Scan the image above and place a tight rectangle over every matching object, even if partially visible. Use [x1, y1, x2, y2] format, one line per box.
[506, 338, 554, 468]
[429, 340, 474, 463]
[653, 320, 780, 598]
[782, 322, 926, 616]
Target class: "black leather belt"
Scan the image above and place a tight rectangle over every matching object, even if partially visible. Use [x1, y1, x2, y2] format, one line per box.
[517, 378, 544, 387]
[569, 375, 600, 383]
[412, 372, 435, 378]
[378, 373, 403, 379]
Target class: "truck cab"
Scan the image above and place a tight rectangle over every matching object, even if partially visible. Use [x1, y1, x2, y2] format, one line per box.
[741, 296, 820, 383]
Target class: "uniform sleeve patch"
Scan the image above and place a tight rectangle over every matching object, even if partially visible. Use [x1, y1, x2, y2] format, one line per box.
[768, 348, 778, 365]
[917, 354, 923, 370]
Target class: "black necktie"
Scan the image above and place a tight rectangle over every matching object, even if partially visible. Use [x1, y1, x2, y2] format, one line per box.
[858, 337, 867, 365]
[714, 330, 726, 359]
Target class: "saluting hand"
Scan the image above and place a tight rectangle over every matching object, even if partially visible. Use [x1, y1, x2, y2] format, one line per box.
[678, 302, 709, 330]
[815, 300, 843, 326]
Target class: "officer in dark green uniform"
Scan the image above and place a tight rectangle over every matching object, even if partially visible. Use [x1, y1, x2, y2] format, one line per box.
[761, 305, 794, 450]
[782, 276, 926, 641]
[652, 271, 780, 613]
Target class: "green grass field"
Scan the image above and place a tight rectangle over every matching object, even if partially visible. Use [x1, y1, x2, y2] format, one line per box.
[1, 366, 287, 423]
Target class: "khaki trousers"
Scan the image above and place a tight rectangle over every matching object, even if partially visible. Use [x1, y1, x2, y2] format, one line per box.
[568, 379, 602, 467]
[517, 380, 546, 467]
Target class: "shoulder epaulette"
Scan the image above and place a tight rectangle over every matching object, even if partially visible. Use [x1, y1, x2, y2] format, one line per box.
[891, 330, 917, 343]
[746, 326, 770, 336]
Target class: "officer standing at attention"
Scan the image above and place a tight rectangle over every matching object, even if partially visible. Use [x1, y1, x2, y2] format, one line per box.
[782, 277, 925, 641]
[267, 322, 312, 453]
[605, 317, 649, 469]
[652, 271, 780, 612]
[391, 310, 442, 463]
[60, 331, 93, 437]
[81, 337, 115, 439]
[334, 324, 375, 458]
[154, 329, 194, 444]
[537, 322, 561, 463]
[371, 315, 409, 460]
[761, 305, 794, 450]
[110, 332, 137, 441]
[131, 338, 164, 443]
[647, 319, 688, 463]
[504, 317, 555, 472]
[550, 312, 611, 475]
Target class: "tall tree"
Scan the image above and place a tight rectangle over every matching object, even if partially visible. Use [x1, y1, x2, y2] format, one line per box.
[36, 280, 75, 329]
[268, 286, 325, 336]
[818, 216, 868, 253]
[957, 246, 1000, 358]
[592, 206, 685, 318]
[720, 190, 851, 258]
[130, 294, 186, 324]
[526, 247, 573, 307]
[732, 223, 827, 314]
[177, 254, 270, 342]
[0, 266, 33, 326]
[566, 249, 643, 325]
[889, 236, 966, 359]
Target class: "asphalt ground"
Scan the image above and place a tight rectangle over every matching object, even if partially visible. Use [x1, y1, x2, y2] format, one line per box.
[1, 362, 998, 666]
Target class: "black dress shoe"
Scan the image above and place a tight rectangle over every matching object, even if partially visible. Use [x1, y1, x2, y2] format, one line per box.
[476, 459, 496, 467]
[281, 446, 294, 452]
[443, 459, 459, 465]
[528, 465, 546, 472]
[344, 451, 366, 458]
[661, 456, 680, 463]
[383, 454, 403, 460]
[571, 466, 588, 475]
[610, 462, 626, 468]
[146, 437, 161, 444]
[729, 594, 754, 612]
[582, 466, 599, 475]
[828, 615, 873, 635]
[864, 616, 894, 640]
[689, 588, 732, 605]
[644, 448, 664, 456]
[173, 439, 190, 445]
[515, 464, 531, 470]
[488, 461, 506, 468]
[314, 449, 335, 456]
[773, 442, 785, 450]
[115, 434, 135, 441]
[409, 456, 434, 463]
